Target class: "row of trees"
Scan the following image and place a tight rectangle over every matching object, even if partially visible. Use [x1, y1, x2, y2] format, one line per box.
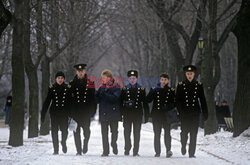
[1, 0, 115, 146]
[108, 0, 243, 135]
[0, 0, 249, 146]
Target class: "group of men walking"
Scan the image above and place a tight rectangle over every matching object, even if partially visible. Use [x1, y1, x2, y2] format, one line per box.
[41, 63, 208, 158]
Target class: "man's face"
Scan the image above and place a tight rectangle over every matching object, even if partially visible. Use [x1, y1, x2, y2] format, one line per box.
[185, 72, 195, 82]
[75, 69, 87, 79]
[128, 76, 138, 85]
[160, 77, 169, 87]
[7, 99, 11, 103]
[56, 76, 64, 85]
[102, 75, 112, 84]
[216, 101, 219, 106]
[222, 102, 227, 106]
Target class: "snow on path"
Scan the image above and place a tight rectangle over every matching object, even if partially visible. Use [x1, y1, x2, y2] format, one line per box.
[0, 121, 249, 165]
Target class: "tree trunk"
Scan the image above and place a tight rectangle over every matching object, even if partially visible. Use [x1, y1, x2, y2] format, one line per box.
[201, 45, 218, 134]
[22, 0, 39, 138]
[26, 71, 39, 138]
[8, 0, 25, 147]
[232, 0, 250, 137]
[40, 56, 51, 135]
[201, 0, 220, 135]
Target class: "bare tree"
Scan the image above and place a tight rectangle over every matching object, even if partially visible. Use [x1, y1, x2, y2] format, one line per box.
[232, 0, 250, 137]
[8, 0, 26, 147]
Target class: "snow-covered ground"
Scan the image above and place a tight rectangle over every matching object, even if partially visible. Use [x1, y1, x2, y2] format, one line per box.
[0, 121, 249, 165]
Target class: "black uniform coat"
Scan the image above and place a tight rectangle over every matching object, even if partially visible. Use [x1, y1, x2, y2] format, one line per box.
[41, 82, 71, 122]
[120, 83, 150, 121]
[146, 83, 176, 121]
[69, 75, 96, 122]
[176, 79, 208, 120]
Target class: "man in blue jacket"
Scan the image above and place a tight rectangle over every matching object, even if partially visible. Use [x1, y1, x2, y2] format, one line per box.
[95, 69, 122, 157]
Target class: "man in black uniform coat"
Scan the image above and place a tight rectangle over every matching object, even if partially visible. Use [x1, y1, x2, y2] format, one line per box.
[41, 71, 71, 155]
[69, 64, 96, 155]
[120, 70, 150, 156]
[176, 65, 208, 158]
[146, 73, 175, 158]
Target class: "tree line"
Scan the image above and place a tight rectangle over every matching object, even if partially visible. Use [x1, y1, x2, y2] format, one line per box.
[0, 0, 249, 146]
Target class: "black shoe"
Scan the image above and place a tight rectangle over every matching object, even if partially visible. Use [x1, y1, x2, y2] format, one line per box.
[189, 155, 196, 158]
[113, 147, 118, 155]
[53, 151, 59, 155]
[83, 145, 88, 154]
[154, 153, 160, 157]
[166, 151, 173, 158]
[133, 153, 140, 157]
[61, 142, 67, 153]
[181, 146, 186, 155]
[101, 153, 109, 157]
[124, 151, 129, 156]
[76, 152, 82, 156]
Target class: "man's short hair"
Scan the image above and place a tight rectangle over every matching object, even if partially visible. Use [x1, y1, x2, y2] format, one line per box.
[160, 73, 169, 79]
[101, 69, 113, 78]
[222, 100, 227, 104]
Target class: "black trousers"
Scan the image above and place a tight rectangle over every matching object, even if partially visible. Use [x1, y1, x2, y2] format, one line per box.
[73, 118, 91, 153]
[101, 121, 119, 154]
[123, 116, 142, 154]
[180, 115, 200, 156]
[152, 117, 171, 155]
[51, 114, 68, 153]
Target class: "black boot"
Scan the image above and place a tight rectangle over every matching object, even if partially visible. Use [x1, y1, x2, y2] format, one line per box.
[124, 151, 129, 156]
[112, 146, 118, 155]
[76, 152, 82, 156]
[154, 153, 160, 157]
[53, 150, 59, 155]
[166, 151, 173, 158]
[181, 146, 186, 155]
[133, 153, 140, 157]
[61, 142, 67, 154]
[83, 143, 88, 154]
[101, 153, 109, 157]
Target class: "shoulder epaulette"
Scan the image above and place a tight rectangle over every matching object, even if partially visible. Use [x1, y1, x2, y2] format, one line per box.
[152, 87, 155, 89]
[171, 88, 175, 91]
[70, 80, 73, 83]
[178, 81, 183, 85]
[122, 87, 126, 90]
[198, 81, 202, 85]
[141, 88, 145, 90]
[68, 84, 71, 88]
[49, 84, 53, 88]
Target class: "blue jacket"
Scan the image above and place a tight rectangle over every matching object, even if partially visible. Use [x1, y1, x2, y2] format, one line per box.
[95, 81, 122, 122]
